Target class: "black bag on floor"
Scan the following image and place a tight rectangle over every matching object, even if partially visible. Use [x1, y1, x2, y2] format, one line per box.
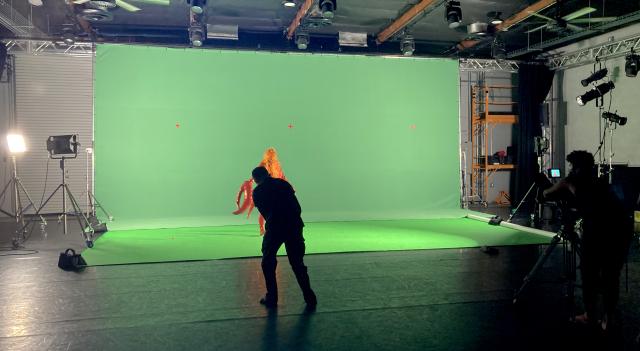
[58, 248, 87, 271]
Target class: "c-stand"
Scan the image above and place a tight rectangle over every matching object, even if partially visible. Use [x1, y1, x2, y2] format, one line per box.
[513, 209, 582, 321]
[507, 136, 549, 226]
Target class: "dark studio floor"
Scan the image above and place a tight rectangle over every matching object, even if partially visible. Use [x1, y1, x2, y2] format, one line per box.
[1, 209, 639, 351]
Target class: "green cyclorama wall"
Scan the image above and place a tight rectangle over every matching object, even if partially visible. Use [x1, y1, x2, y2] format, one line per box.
[94, 45, 461, 230]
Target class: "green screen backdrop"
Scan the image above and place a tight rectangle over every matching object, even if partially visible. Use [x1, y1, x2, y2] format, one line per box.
[94, 45, 460, 230]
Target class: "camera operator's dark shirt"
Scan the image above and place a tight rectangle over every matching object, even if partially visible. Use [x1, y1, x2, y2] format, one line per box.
[565, 174, 629, 250]
[253, 177, 304, 235]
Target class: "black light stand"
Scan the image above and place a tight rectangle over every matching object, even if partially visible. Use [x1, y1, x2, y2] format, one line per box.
[18, 135, 96, 248]
[0, 153, 46, 248]
[507, 136, 548, 225]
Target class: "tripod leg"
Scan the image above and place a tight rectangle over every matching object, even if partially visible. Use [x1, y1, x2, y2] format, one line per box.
[0, 179, 13, 202]
[507, 182, 537, 223]
[17, 185, 63, 235]
[64, 185, 94, 247]
[513, 234, 562, 304]
[89, 192, 113, 221]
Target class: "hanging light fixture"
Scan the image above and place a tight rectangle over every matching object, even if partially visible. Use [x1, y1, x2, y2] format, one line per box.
[295, 31, 309, 50]
[445, 1, 462, 29]
[319, 0, 337, 19]
[400, 35, 415, 56]
[189, 0, 206, 14]
[625, 51, 639, 77]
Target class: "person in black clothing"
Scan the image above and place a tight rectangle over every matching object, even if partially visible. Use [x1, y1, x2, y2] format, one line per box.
[540, 150, 632, 330]
[251, 166, 317, 309]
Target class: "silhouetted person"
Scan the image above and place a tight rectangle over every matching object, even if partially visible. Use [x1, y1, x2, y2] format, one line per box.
[251, 166, 317, 309]
[541, 150, 632, 330]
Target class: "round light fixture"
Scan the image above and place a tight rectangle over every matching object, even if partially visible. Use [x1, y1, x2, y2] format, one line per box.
[282, 0, 296, 7]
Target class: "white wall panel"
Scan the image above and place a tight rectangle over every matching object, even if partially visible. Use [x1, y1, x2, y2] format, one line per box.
[14, 54, 93, 214]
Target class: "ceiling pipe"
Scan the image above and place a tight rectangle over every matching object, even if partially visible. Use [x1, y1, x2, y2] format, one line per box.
[286, 0, 314, 40]
[375, 0, 443, 45]
[455, 0, 557, 52]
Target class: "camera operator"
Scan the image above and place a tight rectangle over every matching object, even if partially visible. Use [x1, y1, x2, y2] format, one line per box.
[537, 150, 633, 331]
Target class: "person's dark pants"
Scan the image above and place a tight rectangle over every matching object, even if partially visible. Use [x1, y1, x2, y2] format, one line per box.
[581, 221, 632, 321]
[261, 227, 315, 304]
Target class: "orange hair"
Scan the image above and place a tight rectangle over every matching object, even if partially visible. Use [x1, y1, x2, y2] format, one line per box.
[259, 147, 285, 179]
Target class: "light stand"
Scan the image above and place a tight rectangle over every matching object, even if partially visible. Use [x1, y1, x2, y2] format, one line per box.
[17, 135, 96, 248]
[84, 147, 112, 232]
[507, 136, 548, 224]
[0, 153, 46, 248]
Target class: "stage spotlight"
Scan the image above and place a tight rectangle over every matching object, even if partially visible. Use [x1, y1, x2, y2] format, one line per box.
[445, 1, 462, 29]
[580, 67, 608, 87]
[576, 81, 614, 106]
[295, 32, 309, 50]
[400, 35, 415, 56]
[46, 135, 79, 157]
[320, 0, 336, 19]
[488, 11, 503, 25]
[190, 26, 205, 47]
[282, 0, 296, 7]
[625, 52, 639, 77]
[7, 134, 26, 154]
[602, 111, 627, 126]
[189, 0, 206, 14]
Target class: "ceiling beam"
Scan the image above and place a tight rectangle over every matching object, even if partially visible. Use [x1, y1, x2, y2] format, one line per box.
[286, 0, 314, 40]
[375, 0, 443, 45]
[455, 0, 557, 52]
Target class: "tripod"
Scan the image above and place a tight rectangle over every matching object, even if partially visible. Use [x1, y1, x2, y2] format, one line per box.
[83, 147, 112, 232]
[18, 157, 95, 247]
[0, 155, 46, 248]
[507, 136, 548, 225]
[513, 216, 582, 320]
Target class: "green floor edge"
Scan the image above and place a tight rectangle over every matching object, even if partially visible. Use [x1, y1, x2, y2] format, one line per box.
[81, 217, 553, 266]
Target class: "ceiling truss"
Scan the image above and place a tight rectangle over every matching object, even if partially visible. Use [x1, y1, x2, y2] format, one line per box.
[459, 58, 519, 72]
[548, 33, 640, 70]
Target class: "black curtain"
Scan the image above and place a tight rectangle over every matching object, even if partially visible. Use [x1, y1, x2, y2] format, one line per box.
[510, 64, 555, 206]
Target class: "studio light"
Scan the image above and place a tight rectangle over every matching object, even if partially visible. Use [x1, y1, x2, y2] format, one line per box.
[46, 135, 78, 157]
[320, 0, 336, 19]
[445, 1, 462, 29]
[282, 0, 296, 7]
[401, 35, 415, 56]
[189, 24, 205, 47]
[625, 52, 639, 77]
[488, 11, 503, 25]
[576, 81, 614, 106]
[7, 134, 26, 154]
[295, 32, 309, 50]
[602, 111, 628, 126]
[189, 0, 206, 14]
[580, 67, 608, 87]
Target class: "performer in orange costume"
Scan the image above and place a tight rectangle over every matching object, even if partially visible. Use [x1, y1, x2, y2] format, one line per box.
[233, 148, 288, 235]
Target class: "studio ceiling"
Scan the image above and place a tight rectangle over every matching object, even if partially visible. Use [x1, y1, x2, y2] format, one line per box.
[2, 0, 640, 59]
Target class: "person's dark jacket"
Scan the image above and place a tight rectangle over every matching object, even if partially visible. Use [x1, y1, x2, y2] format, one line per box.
[253, 177, 304, 235]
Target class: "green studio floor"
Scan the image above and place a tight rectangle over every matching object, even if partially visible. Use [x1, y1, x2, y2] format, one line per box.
[82, 217, 554, 265]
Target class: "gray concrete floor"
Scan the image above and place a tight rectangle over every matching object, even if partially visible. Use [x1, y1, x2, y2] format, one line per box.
[0, 213, 639, 351]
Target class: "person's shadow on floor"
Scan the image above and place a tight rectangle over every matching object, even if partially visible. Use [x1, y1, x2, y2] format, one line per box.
[261, 307, 314, 351]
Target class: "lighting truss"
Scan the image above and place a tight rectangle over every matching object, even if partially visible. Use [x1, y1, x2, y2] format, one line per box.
[548, 34, 640, 70]
[2, 40, 94, 57]
[459, 58, 519, 73]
